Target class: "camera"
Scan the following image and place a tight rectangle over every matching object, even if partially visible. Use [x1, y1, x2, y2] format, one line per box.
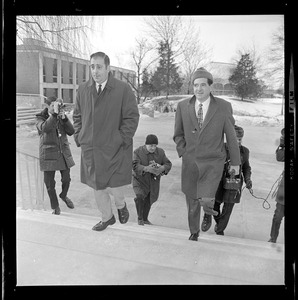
[53, 98, 65, 114]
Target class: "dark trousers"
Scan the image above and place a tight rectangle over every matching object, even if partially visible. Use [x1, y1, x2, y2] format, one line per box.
[213, 201, 235, 235]
[270, 202, 284, 242]
[134, 194, 152, 221]
[185, 195, 201, 234]
[44, 169, 71, 209]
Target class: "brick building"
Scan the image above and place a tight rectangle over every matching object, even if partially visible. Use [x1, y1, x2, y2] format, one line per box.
[17, 38, 136, 107]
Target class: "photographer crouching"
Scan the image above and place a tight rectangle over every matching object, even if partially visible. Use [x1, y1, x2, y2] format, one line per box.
[36, 96, 75, 215]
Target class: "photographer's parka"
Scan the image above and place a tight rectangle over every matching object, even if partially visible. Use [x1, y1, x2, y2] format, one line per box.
[36, 108, 75, 171]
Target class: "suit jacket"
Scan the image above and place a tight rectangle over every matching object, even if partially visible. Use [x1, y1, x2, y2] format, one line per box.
[173, 94, 241, 199]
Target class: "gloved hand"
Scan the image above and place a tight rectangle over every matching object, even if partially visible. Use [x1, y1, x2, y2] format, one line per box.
[143, 165, 157, 174]
[153, 165, 165, 176]
[199, 198, 218, 216]
[246, 180, 252, 189]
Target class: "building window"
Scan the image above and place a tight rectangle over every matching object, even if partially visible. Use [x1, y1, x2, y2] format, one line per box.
[62, 88, 73, 103]
[120, 72, 123, 80]
[69, 62, 73, 84]
[43, 59, 46, 82]
[53, 59, 57, 83]
[43, 88, 58, 98]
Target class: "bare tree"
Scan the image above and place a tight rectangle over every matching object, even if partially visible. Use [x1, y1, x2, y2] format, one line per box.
[129, 38, 158, 103]
[180, 28, 212, 94]
[264, 24, 284, 90]
[16, 16, 102, 58]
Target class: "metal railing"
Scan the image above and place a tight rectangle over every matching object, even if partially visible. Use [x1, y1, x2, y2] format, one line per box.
[17, 149, 46, 210]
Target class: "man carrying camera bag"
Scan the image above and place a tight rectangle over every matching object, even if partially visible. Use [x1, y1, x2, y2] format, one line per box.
[36, 96, 75, 215]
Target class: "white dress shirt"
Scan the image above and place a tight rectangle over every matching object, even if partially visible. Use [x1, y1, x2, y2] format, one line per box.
[96, 79, 107, 93]
[195, 96, 210, 122]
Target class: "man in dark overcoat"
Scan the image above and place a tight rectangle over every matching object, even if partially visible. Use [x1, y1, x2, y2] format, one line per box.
[36, 96, 75, 215]
[132, 134, 172, 225]
[173, 67, 241, 241]
[73, 51, 139, 231]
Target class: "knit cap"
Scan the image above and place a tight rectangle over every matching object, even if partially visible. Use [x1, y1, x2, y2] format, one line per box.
[145, 134, 158, 145]
[191, 67, 213, 84]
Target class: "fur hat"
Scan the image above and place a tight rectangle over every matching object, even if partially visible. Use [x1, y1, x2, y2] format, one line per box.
[145, 134, 158, 145]
[234, 125, 244, 138]
[191, 67, 213, 84]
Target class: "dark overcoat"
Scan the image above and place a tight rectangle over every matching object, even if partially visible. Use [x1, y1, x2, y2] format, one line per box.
[215, 144, 252, 203]
[132, 145, 172, 204]
[73, 73, 140, 190]
[173, 94, 241, 199]
[36, 108, 75, 171]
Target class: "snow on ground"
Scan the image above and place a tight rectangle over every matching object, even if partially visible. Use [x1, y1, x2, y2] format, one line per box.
[140, 95, 284, 127]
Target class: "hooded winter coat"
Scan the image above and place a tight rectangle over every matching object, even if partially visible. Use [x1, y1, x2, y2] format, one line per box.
[73, 73, 139, 190]
[132, 145, 172, 204]
[173, 94, 241, 199]
[36, 108, 75, 171]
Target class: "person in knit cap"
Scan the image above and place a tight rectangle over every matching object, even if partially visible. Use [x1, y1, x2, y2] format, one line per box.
[132, 134, 172, 225]
[201, 124, 252, 235]
[173, 67, 241, 241]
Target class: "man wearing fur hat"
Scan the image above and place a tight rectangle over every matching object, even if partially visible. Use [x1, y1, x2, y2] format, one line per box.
[201, 125, 252, 235]
[173, 67, 241, 241]
[132, 134, 172, 225]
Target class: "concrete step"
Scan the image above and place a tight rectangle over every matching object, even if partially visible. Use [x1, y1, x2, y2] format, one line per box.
[16, 209, 284, 285]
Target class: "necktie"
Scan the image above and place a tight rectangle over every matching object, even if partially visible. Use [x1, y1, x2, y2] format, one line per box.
[197, 103, 203, 129]
[97, 84, 102, 95]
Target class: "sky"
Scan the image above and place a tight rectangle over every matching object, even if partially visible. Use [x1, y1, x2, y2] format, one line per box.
[88, 15, 284, 70]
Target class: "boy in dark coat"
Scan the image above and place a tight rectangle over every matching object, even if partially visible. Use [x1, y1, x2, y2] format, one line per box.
[201, 125, 252, 235]
[132, 134, 172, 225]
[36, 96, 75, 215]
[268, 128, 284, 243]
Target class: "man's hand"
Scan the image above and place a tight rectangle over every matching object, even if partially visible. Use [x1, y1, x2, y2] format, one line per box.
[245, 180, 252, 189]
[229, 165, 240, 176]
[153, 165, 165, 176]
[58, 109, 66, 119]
[143, 166, 157, 174]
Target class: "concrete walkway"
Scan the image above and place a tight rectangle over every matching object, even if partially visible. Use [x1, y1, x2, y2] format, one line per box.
[16, 209, 284, 285]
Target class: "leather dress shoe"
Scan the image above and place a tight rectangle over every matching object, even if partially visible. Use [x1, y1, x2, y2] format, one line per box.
[189, 232, 199, 241]
[92, 215, 116, 231]
[52, 206, 61, 215]
[268, 238, 276, 243]
[118, 202, 129, 224]
[60, 196, 74, 209]
[214, 224, 224, 235]
[201, 214, 212, 232]
[143, 220, 153, 225]
[138, 219, 144, 225]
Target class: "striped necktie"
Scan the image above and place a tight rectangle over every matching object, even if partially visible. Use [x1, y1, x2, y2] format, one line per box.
[197, 103, 203, 129]
[97, 84, 102, 95]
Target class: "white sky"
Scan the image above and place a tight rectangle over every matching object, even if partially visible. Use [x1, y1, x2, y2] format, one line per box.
[89, 15, 284, 70]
